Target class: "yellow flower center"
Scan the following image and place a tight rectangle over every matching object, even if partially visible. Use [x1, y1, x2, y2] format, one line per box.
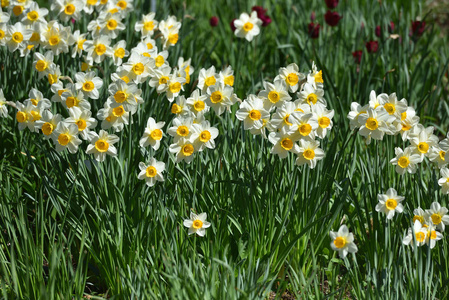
[205, 76, 216, 87]
[121, 75, 130, 83]
[12, 32, 23, 43]
[299, 124, 312, 136]
[95, 44, 107, 56]
[154, 56, 165, 68]
[417, 142, 429, 154]
[210, 91, 223, 103]
[150, 129, 162, 140]
[192, 219, 203, 229]
[415, 232, 425, 243]
[114, 47, 125, 58]
[49, 35, 60, 46]
[177, 125, 189, 137]
[169, 82, 181, 93]
[193, 100, 205, 111]
[58, 133, 71, 146]
[30, 32, 40, 42]
[117, 0, 127, 9]
[30, 111, 41, 121]
[114, 91, 127, 103]
[365, 117, 378, 130]
[66, 96, 79, 108]
[283, 114, 292, 126]
[76, 119, 87, 131]
[42, 122, 54, 135]
[30, 98, 38, 106]
[16, 111, 28, 123]
[64, 4, 75, 14]
[286, 73, 299, 86]
[76, 39, 86, 50]
[431, 213, 442, 225]
[111, 106, 125, 117]
[243, 22, 253, 32]
[413, 215, 424, 224]
[159, 76, 169, 85]
[181, 144, 194, 156]
[430, 230, 437, 240]
[385, 199, 397, 210]
[224, 75, 234, 86]
[146, 42, 153, 50]
[318, 117, 330, 128]
[440, 151, 446, 161]
[146, 166, 157, 177]
[268, 91, 280, 103]
[82, 81, 95, 92]
[27, 10, 38, 21]
[171, 103, 182, 114]
[107, 19, 117, 30]
[333, 236, 346, 249]
[398, 156, 410, 169]
[401, 111, 407, 121]
[95, 139, 109, 152]
[280, 138, 293, 151]
[48, 74, 58, 85]
[401, 124, 411, 131]
[144, 21, 154, 31]
[0, 29, 5, 39]
[13, 5, 24, 16]
[314, 70, 323, 83]
[249, 110, 261, 121]
[303, 149, 315, 160]
[132, 62, 145, 75]
[384, 103, 396, 115]
[199, 130, 211, 142]
[168, 33, 179, 45]
[306, 93, 318, 105]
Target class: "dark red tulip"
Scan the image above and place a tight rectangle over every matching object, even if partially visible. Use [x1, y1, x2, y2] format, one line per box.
[388, 21, 395, 33]
[375, 25, 382, 37]
[411, 20, 426, 37]
[252, 6, 267, 17]
[324, 11, 342, 27]
[209, 16, 219, 27]
[260, 15, 272, 27]
[365, 40, 379, 53]
[230, 18, 236, 32]
[325, 0, 339, 9]
[352, 50, 363, 64]
[308, 22, 320, 39]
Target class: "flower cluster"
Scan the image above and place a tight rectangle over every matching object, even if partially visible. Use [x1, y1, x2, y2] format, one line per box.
[347, 90, 449, 180]
[235, 62, 333, 169]
[403, 202, 448, 249]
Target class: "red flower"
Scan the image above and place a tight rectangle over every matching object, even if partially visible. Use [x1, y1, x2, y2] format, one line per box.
[230, 18, 236, 32]
[325, 0, 339, 9]
[375, 25, 382, 38]
[388, 21, 395, 33]
[251, 5, 271, 27]
[209, 16, 219, 27]
[352, 50, 363, 64]
[308, 22, 320, 39]
[411, 20, 426, 37]
[310, 11, 316, 21]
[365, 40, 378, 53]
[324, 11, 342, 27]
[260, 15, 272, 27]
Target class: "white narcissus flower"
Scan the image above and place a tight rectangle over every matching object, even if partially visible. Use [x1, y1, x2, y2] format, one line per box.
[296, 138, 325, 169]
[51, 0, 84, 22]
[357, 108, 395, 145]
[403, 220, 427, 247]
[69, 30, 88, 58]
[218, 65, 235, 87]
[205, 82, 234, 116]
[186, 89, 209, 115]
[439, 168, 449, 194]
[168, 117, 193, 143]
[148, 66, 172, 94]
[429, 143, 448, 169]
[122, 52, 152, 84]
[97, 100, 129, 132]
[75, 71, 104, 100]
[39, 110, 62, 139]
[99, 12, 126, 39]
[233, 11, 262, 42]
[269, 101, 297, 130]
[375, 188, 405, 220]
[258, 80, 291, 111]
[378, 92, 407, 120]
[135, 12, 158, 37]
[425, 224, 443, 249]
[0, 89, 8, 118]
[312, 104, 334, 139]
[86, 130, 119, 162]
[398, 106, 420, 141]
[390, 147, 421, 175]
[347, 102, 368, 130]
[268, 126, 299, 159]
[52, 122, 82, 153]
[139, 117, 165, 150]
[296, 82, 327, 107]
[235, 94, 270, 131]
[190, 120, 219, 151]
[83, 35, 113, 64]
[21, 2, 48, 26]
[169, 138, 196, 164]
[197, 66, 217, 94]
[183, 212, 211, 237]
[166, 75, 186, 102]
[425, 202, 449, 231]
[6, 22, 33, 53]
[108, 79, 141, 113]
[111, 40, 129, 66]
[329, 225, 358, 259]
[65, 107, 98, 140]
[289, 112, 319, 141]
[138, 158, 165, 187]
[409, 125, 438, 158]
[274, 63, 305, 93]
